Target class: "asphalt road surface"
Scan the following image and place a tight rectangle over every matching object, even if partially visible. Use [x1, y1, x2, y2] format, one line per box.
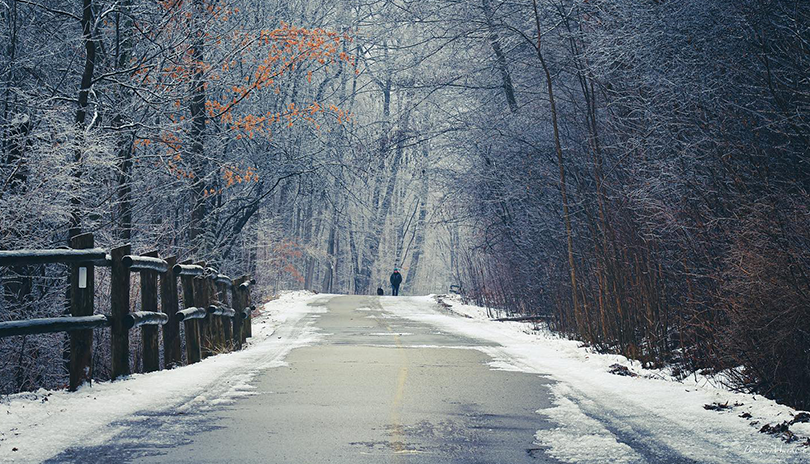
[47, 295, 559, 463]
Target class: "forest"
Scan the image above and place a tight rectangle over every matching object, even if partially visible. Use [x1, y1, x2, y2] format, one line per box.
[0, 0, 808, 411]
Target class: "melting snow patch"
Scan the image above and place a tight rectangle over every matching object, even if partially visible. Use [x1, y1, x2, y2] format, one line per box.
[358, 344, 476, 350]
[485, 360, 528, 373]
[535, 385, 642, 464]
[366, 313, 397, 319]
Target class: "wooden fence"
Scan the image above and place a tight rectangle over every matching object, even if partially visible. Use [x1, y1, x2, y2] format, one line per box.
[0, 232, 255, 391]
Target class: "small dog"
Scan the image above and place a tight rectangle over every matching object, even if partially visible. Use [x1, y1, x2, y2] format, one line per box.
[376, 287, 384, 296]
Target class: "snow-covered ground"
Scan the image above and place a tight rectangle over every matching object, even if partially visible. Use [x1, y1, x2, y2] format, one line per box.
[379, 295, 810, 464]
[0, 291, 327, 463]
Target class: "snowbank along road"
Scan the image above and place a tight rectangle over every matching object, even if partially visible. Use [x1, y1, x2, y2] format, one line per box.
[4, 293, 808, 463]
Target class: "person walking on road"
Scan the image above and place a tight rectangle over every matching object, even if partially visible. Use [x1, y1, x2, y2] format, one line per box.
[390, 268, 403, 296]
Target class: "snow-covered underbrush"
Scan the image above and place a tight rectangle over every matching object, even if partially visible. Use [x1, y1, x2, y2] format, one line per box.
[439, 293, 810, 442]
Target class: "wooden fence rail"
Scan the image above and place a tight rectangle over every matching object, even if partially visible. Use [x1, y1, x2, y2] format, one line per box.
[177, 307, 207, 321]
[0, 233, 255, 391]
[122, 255, 170, 273]
[0, 248, 109, 267]
[124, 311, 170, 329]
[208, 304, 236, 318]
[0, 315, 111, 337]
[173, 264, 204, 276]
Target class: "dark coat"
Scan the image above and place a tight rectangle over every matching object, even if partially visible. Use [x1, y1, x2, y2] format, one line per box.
[390, 271, 402, 287]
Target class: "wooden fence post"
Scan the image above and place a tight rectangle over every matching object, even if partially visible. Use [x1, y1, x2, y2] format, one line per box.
[204, 276, 218, 352]
[243, 275, 252, 341]
[193, 263, 213, 358]
[160, 256, 181, 368]
[111, 244, 131, 379]
[239, 275, 247, 345]
[141, 250, 160, 372]
[179, 260, 201, 364]
[209, 277, 225, 352]
[216, 280, 232, 351]
[68, 233, 94, 391]
[231, 276, 245, 350]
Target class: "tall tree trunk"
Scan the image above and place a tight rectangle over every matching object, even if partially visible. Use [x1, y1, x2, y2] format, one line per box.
[114, 0, 135, 241]
[322, 182, 344, 293]
[188, 0, 209, 253]
[449, 226, 461, 286]
[394, 184, 408, 264]
[533, 0, 588, 339]
[64, 0, 98, 377]
[406, 144, 430, 295]
[70, 0, 98, 234]
[2, 0, 19, 157]
[348, 215, 361, 293]
[304, 196, 324, 291]
[322, 214, 337, 293]
[483, 0, 518, 113]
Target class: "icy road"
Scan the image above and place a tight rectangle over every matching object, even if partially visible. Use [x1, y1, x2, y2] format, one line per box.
[6, 293, 808, 463]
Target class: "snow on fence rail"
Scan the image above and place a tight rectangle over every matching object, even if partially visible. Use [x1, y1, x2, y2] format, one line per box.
[0, 315, 112, 337]
[0, 232, 255, 391]
[0, 247, 110, 267]
[176, 306, 208, 322]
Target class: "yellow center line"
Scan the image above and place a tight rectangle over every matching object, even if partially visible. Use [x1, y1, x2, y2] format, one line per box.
[387, 322, 409, 458]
